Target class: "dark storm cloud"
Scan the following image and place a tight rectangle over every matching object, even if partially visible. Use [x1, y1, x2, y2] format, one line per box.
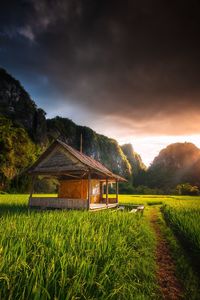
[1, 0, 200, 137]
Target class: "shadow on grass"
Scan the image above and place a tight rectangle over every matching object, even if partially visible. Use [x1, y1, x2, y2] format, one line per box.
[0, 204, 83, 216]
[0, 204, 31, 216]
[147, 201, 163, 206]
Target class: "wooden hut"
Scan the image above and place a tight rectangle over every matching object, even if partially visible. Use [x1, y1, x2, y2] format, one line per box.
[28, 139, 126, 210]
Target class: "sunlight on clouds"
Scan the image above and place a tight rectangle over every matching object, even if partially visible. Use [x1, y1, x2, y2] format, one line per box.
[44, 103, 200, 168]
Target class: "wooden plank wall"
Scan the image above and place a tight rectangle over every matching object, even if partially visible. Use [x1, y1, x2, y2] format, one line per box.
[29, 197, 87, 209]
[58, 179, 101, 203]
[58, 180, 88, 199]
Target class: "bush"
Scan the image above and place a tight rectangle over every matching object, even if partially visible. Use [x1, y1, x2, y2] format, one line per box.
[119, 182, 135, 194]
[176, 183, 199, 196]
[119, 183, 166, 195]
[132, 185, 165, 195]
[0, 190, 7, 194]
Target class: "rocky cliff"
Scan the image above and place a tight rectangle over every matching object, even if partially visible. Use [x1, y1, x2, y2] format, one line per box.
[121, 144, 146, 175]
[0, 68, 47, 144]
[147, 142, 200, 189]
[0, 68, 147, 188]
[47, 117, 131, 177]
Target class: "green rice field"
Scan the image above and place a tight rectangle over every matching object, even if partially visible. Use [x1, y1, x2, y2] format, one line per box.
[0, 194, 200, 299]
[162, 200, 200, 269]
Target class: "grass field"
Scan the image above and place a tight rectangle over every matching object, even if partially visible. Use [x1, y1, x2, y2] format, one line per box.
[162, 200, 200, 270]
[0, 194, 200, 299]
[0, 194, 158, 300]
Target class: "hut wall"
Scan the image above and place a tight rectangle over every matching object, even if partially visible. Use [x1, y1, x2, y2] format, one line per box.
[29, 197, 87, 209]
[58, 179, 87, 199]
[58, 179, 101, 203]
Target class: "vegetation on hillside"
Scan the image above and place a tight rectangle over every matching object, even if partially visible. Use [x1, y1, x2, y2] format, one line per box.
[0, 68, 47, 144]
[47, 117, 132, 178]
[0, 68, 142, 193]
[146, 143, 200, 192]
[2, 68, 200, 194]
[121, 143, 146, 185]
[0, 116, 37, 191]
[120, 143, 200, 194]
[176, 183, 199, 195]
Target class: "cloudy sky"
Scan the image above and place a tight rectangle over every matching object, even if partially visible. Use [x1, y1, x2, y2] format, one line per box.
[1, 0, 200, 165]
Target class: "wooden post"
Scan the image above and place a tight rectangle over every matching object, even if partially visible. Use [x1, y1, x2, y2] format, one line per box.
[100, 181, 103, 203]
[116, 179, 119, 205]
[80, 133, 83, 153]
[29, 175, 35, 207]
[106, 178, 108, 207]
[87, 172, 91, 210]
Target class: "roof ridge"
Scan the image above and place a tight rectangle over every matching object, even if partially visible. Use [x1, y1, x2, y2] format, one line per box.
[29, 139, 126, 181]
[57, 139, 113, 175]
[56, 139, 126, 180]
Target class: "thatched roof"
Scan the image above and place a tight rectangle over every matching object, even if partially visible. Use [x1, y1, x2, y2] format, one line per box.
[28, 139, 126, 181]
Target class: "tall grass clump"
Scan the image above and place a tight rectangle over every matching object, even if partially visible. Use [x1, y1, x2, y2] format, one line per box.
[0, 195, 158, 300]
[162, 201, 200, 271]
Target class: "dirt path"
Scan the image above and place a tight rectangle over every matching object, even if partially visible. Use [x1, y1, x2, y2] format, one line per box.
[150, 209, 183, 300]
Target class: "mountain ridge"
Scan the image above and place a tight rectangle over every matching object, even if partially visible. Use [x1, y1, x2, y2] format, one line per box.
[1, 68, 200, 193]
[0, 68, 145, 191]
[146, 142, 200, 190]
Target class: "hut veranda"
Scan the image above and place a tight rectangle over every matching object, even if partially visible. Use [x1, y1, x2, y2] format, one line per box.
[28, 140, 126, 210]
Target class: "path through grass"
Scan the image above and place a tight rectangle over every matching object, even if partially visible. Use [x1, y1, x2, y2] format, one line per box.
[1, 194, 200, 299]
[149, 208, 183, 299]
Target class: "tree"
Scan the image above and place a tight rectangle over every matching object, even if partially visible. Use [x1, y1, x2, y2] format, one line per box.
[0, 116, 37, 190]
[176, 183, 199, 196]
